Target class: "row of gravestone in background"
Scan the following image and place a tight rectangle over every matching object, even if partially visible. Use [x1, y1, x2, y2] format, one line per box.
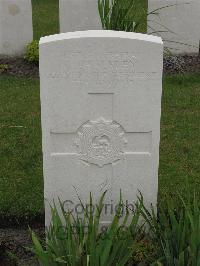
[0, 0, 200, 56]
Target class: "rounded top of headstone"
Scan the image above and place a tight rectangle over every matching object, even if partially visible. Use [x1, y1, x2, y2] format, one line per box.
[39, 30, 163, 45]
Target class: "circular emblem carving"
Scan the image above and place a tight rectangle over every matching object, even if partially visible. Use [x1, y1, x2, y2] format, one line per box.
[75, 117, 127, 167]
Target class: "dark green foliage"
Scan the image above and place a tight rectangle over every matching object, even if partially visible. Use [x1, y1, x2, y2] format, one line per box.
[98, 0, 147, 32]
[31, 192, 144, 266]
[141, 192, 200, 265]
[32, 191, 200, 265]
[25, 40, 39, 64]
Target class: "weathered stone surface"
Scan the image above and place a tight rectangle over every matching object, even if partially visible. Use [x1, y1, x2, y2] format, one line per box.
[0, 0, 33, 56]
[39, 31, 163, 225]
[148, 0, 200, 54]
[59, 0, 102, 33]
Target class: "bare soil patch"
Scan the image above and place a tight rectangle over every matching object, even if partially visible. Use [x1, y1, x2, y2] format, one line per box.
[0, 57, 38, 78]
[0, 227, 44, 265]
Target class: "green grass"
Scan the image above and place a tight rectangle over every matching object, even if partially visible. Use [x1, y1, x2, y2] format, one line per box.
[0, 77, 43, 222]
[159, 74, 200, 204]
[0, 74, 199, 221]
[32, 0, 59, 40]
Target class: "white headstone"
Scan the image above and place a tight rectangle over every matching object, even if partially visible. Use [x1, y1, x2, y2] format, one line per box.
[0, 0, 33, 56]
[40, 31, 163, 226]
[148, 0, 200, 54]
[59, 0, 102, 33]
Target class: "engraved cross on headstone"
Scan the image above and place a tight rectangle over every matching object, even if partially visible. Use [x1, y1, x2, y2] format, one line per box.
[50, 93, 152, 167]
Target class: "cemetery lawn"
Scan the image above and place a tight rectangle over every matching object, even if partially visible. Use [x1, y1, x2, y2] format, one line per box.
[0, 73, 199, 222]
[32, 0, 59, 40]
[0, 77, 43, 224]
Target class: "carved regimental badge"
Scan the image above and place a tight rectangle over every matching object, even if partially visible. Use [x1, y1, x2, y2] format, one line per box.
[75, 117, 127, 167]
